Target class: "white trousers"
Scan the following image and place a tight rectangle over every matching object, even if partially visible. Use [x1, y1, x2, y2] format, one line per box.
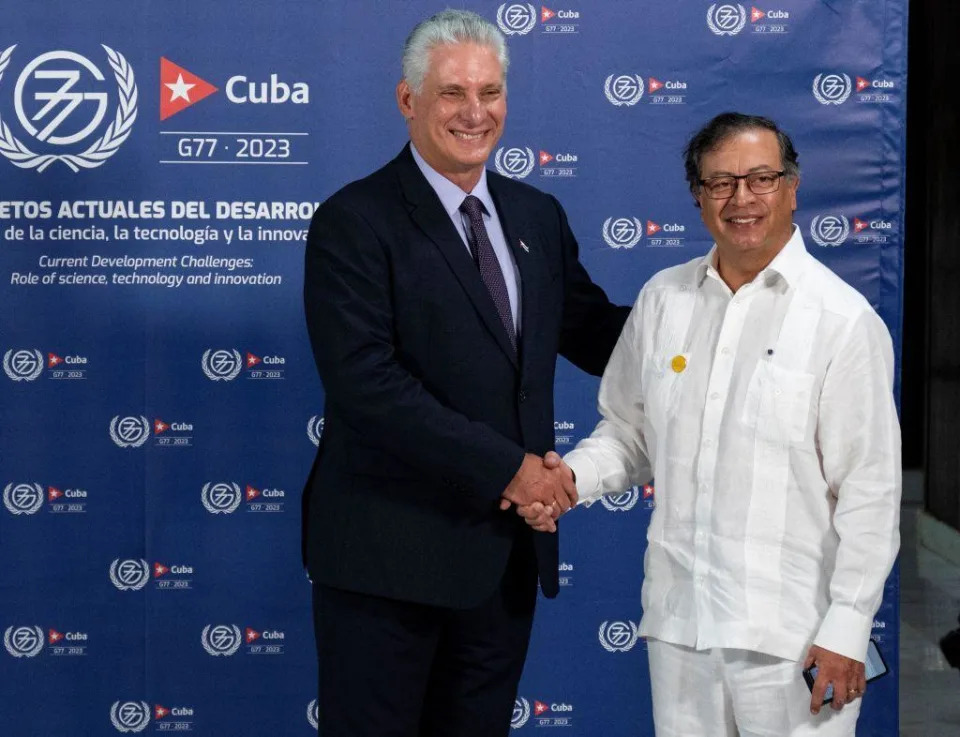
[647, 639, 861, 737]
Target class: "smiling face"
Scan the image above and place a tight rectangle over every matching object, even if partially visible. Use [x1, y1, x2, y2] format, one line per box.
[696, 128, 798, 267]
[396, 41, 506, 192]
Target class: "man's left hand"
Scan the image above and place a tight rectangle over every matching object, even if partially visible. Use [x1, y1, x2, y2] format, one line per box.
[803, 645, 866, 714]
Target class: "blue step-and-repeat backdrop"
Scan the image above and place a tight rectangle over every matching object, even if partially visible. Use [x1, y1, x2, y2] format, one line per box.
[0, 1, 906, 735]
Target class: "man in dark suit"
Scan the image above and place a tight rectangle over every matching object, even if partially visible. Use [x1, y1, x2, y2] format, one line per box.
[302, 10, 629, 737]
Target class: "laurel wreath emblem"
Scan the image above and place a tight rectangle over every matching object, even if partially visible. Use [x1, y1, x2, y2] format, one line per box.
[600, 487, 640, 512]
[706, 4, 747, 35]
[511, 697, 531, 728]
[3, 626, 44, 657]
[109, 415, 150, 448]
[307, 415, 324, 447]
[809, 215, 850, 247]
[201, 482, 242, 514]
[604, 74, 644, 107]
[602, 217, 644, 249]
[306, 700, 320, 729]
[201, 349, 243, 381]
[494, 147, 535, 179]
[598, 620, 641, 653]
[3, 349, 44, 381]
[812, 73, 852, 106]
[496, 3, 537, 36]
[0, 44, 138, 173]
[109, 558, 150, 591]
[3, 482, 44, 515]
[201, 624, 242, 656]
[110, 701, 151, 733]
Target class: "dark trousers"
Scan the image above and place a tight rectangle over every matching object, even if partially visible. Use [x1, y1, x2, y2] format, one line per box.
[312, 534, 538, 737]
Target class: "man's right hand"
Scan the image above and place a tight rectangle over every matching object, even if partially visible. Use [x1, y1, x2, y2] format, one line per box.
[501, 452, 578, 514]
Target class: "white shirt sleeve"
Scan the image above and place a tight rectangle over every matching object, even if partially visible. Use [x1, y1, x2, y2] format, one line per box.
[812, 310, 902, 663]
[564, 292, 654, 505]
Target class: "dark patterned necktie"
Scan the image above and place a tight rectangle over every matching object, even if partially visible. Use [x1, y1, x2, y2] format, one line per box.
[459, 195, 516, 352]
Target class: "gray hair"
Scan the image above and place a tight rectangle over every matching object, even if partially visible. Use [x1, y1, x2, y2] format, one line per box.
[402, 9, 509, 93]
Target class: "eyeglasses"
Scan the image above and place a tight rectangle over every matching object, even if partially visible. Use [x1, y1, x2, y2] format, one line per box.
[697, 170, 786, 199]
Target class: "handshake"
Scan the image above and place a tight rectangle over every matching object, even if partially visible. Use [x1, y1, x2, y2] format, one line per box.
[498, 451, 577, 533]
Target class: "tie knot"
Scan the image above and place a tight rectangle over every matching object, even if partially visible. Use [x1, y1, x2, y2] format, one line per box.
[459, 195, 485, 220]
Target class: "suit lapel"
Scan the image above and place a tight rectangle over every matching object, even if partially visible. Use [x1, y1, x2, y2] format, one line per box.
[395, 146, 518, 369]
[488, 173, 542, 377]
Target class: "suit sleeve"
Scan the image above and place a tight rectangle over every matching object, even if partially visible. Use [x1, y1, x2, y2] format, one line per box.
[304, 198, 524, 503]
[552, 196, 631, 376]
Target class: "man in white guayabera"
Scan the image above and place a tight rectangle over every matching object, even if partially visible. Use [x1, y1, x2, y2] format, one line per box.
[518, 113, 901, 737]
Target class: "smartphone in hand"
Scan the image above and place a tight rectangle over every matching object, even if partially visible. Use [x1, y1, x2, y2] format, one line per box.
[802, 639, 889, 703]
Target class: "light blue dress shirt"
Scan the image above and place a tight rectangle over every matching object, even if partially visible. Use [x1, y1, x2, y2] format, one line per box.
[411, 143, 522, 334]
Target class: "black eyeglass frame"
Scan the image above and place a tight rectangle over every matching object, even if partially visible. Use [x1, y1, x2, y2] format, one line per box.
[696, 170, 787, 199]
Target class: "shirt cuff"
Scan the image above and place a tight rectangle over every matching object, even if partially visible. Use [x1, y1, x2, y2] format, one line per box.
[563, 450, 601, 507]
[812, 604, 874, 663]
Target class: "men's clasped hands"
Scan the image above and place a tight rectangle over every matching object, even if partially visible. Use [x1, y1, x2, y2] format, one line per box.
[499, 451, 576, 533]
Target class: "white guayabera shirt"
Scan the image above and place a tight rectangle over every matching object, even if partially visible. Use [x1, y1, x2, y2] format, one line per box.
[565, 227, 901, 663]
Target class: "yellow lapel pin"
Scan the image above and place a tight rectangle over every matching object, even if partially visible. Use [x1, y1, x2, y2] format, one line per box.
[670, 354, 687, 373]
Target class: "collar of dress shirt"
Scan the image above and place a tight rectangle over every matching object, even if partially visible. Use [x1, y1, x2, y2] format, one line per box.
[410, 142, 496, 220]
[694, 224, 807, 292]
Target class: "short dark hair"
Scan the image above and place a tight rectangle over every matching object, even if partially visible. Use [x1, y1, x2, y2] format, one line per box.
[683, 113, 800, 198]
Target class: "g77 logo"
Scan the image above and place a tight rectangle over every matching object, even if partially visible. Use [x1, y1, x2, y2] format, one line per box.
[812, 73, 853, 105]
[496, 4, 537, 35]
[0, 45, 138, 172]
[706, 4, 747, 35]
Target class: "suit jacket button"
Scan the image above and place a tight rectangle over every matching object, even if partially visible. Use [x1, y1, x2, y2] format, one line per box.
[518, 389, 528, 403]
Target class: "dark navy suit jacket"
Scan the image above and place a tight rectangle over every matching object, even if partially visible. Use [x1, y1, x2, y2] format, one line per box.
[303, 145, 628, 609]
